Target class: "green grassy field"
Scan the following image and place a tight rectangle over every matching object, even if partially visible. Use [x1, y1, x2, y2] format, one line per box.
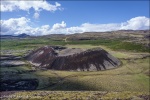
[0, 38, 149, 99]
[1, 38, 149, 53]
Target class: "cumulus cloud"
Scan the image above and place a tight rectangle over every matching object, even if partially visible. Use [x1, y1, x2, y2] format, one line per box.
[67, 27, 83, 34]
[0, 16, 149, 36]
[1, 0, 62, 19]
[1, 0, 61, 12]
[52, 21, 66, 30]
[1, 17, 31, 35]
[120, 16, 149, 30]
[66, 16, 149, 34]
[33, 12, 40, 19]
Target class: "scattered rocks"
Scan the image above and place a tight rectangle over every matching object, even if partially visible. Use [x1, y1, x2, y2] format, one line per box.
[0, 55, 22, 61]
[138, 94, 150, 100]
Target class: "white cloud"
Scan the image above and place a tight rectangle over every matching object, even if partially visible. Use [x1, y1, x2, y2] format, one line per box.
[1, 17, 31, 35]
[80, 23, 120, 32]
[1, 0, 62, 19]
[0, 16, 149, 36]
[120, 16, 149, 30]
[55, 2, 61, 7]
[1, 1, 61, 12]
[67, 27, 83, 34]
[52, 21, 66, 30]
[65, 16, 149, 34]
[33, 12, 40, 19]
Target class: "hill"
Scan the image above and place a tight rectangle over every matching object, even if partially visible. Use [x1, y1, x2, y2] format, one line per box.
[0, 33, 30, 39]
[27, 46, 121, 71]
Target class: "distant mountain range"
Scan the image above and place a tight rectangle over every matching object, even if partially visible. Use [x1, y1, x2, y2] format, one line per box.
[17, 33, 30, 38]
[0, 30, 149, 40]
[0, 33, 30, 39]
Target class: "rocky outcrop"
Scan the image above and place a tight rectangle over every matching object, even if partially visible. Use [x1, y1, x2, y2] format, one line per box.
[0, 60, 26, 67]
[0, 79, 38, 91]
[27, 46, 121, 71]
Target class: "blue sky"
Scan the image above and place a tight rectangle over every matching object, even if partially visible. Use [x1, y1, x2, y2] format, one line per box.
[1, 0, 149, 35]
[52, 1, 149, 26]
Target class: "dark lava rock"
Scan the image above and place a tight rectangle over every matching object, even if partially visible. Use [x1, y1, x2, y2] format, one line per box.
[0, 60, 26, 67]
[0, 55, 22, 61]
[27, 46, 121, 71]
[0, 79, 38, 91]
[49, 46, 67, 50]
[145, 34, 150, 39]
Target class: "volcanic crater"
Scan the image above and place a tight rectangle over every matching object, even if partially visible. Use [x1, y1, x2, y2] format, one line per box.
[27, 46, 121, 71]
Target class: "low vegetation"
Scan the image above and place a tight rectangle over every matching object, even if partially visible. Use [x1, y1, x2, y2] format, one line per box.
[0, 37, 149, 99]
[1, 38, 149, 54]
[1, 91, 149, 100]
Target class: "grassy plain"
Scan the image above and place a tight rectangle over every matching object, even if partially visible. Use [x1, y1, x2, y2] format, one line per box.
[1, 38, 149, 52]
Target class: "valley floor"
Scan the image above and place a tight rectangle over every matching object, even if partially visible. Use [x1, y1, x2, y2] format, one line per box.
[0, 41, 149, 99]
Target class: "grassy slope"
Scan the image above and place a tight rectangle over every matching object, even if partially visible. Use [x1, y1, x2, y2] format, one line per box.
[28, 57, 149, 92]
[0, 38, 149, 99]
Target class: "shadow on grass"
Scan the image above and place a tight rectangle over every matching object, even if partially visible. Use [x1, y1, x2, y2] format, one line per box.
[39, 77, 102, 91]
[0, 71, 102, 91]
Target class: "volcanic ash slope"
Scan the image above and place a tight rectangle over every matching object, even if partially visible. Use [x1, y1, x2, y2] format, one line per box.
[27, 46, 121, 71]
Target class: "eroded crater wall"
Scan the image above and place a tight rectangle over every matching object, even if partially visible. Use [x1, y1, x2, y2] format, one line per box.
[27, 46, 121, 71]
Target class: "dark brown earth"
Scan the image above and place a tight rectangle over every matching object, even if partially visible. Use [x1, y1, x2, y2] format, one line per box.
[27, 46, 121, 71]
